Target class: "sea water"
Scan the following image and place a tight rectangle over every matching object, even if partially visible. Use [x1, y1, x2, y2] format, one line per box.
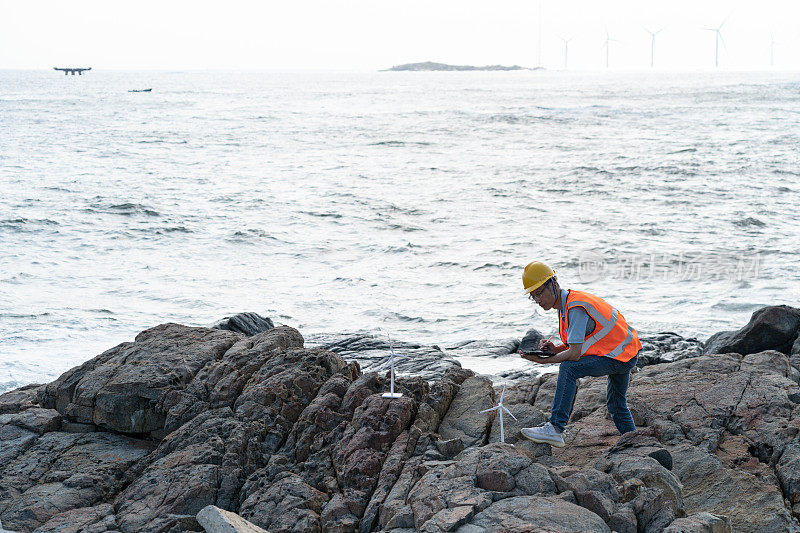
[2, 69, 799, 392]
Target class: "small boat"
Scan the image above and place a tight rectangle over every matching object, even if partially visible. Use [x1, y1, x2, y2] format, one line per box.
[128, 88, 152, 93]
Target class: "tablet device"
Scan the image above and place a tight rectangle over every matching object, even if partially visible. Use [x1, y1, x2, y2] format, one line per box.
[522, 350, 557, 357]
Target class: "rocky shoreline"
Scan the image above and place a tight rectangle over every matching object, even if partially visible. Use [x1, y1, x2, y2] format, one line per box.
[1, 306, 800, 532]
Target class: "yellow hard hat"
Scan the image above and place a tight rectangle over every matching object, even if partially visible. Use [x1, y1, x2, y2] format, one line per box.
[522, 261, 555, 295]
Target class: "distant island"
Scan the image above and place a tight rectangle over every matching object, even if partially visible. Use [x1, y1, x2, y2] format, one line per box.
[384, 61, 542, 71]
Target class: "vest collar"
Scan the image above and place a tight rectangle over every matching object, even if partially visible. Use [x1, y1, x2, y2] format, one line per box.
[558, 288, 569, 320]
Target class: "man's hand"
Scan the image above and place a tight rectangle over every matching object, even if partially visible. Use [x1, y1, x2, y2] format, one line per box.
[539, 339, 557, 353]
[520, 352, 553, 364]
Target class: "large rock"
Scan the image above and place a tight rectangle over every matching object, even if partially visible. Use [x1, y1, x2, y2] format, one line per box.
[197, 505, 266, 533]
[437, 376, 495, 448]
[33, 503, 118, 533]
[0, 384, 44, 414]
[704, 305, 800, 355]
[117, 346, 350, 532]
[637, 332, 703, 366]
[663, 512, 732, 533]
[518, 328, 545, 354]
[463, 495, 611, 532]
[38, 324, 246, 437]
[309, 333, 463, 382]
[0, 432, 151, 532]
[212, 312, 274, 337]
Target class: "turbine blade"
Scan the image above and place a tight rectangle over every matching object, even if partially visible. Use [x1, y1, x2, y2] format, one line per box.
[500, 384, 506, 404]
[501, 406, 518, 422]
[719, 32, 728, 52]
[480, 406, 499, 414]
[719, 10, 733, 30]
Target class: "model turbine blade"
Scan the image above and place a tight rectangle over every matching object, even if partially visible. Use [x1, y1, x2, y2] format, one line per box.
[502, 405, 518, 422]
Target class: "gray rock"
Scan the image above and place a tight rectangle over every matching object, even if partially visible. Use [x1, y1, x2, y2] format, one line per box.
[437, 376, 495, 448]
[461, 495, 611, 532]
[663, 512, 732, 533]
[38, 323, 246, 436]
[197, 505, 267, 533]
[486, 401, 551, 457]
[518, 328, 545, 354]
[0, 432, 152, 532]
[637, 332, 703, 366]
[0, 384, 43, 414]
[308, 333, 462, 382]
[703, 305, 800, 355]
[211, 312, 274, 337]
[33, 503, 117, 533]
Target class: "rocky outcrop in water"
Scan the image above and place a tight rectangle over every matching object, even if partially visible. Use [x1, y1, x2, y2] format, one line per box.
[0, 305, 799, 532]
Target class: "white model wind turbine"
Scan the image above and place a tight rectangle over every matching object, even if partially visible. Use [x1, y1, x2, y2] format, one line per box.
[704, 15, 730, 68]
[559, 36, 572, 70]
[480, 384, 518, 443]
[644, 27, 662, 68]
[382, 333, 405, 398]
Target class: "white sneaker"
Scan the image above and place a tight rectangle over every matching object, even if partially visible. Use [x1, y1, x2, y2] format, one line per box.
[521, 422, 566, 447]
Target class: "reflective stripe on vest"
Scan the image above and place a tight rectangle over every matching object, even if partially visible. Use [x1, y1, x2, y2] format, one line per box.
[558, 289, 641, 362]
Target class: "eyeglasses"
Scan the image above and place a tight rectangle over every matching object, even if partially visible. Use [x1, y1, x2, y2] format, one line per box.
[528, 280, 551, 300]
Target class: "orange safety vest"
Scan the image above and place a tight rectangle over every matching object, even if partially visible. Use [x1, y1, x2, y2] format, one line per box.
[558, 289, 642, 363]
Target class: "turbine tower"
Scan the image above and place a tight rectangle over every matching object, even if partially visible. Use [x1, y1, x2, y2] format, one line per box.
[604, 32, 618, 69]
[537, 1, 543, 68]
[480, 384, 518, 444]
[381, 333, 406, 398]
[770, 33, 776, 67]
[559, 36, 572, 70]
[704, 15, 730, 68]
[644, 28, 662, 68]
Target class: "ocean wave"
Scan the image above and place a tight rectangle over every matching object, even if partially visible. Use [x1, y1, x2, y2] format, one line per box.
[386, 223, 424, 232]
[85, 202, 161, 217]
[0, 312, 52, 318]
[474, 262, 516, 271]
[227, 229, 281, 243]
[486, 112, 572, 125]
[300, 211, 343, 219]
[733, 217, 766, 228]
[668, 148, 698, 154]
[369, 140, 431, 147]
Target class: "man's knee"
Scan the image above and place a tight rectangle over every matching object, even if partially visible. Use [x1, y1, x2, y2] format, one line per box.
[560, 359, 579, 376]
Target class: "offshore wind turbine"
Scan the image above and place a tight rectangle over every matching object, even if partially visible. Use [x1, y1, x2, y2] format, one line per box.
[537, 1, 543, 68]
[704, 15, 730, 68]
[559, 36, 572, 70]
[770, 33, 776, 67]
[644, 27, 662, 68]
[480, 384, 518, 443]
[603, 32, 619, 69]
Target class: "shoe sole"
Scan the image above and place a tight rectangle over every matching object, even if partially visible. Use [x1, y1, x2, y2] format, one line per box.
[521, 433, 566, 448]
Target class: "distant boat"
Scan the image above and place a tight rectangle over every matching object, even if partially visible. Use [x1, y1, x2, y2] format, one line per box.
[128, 88, 152, 92]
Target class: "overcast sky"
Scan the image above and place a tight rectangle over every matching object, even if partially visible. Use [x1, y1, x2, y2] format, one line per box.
[1, 0, 799, 70]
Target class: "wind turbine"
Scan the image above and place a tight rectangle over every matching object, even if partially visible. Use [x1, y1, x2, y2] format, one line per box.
[704, 15, 730, 68]
[770, 33, 776, 67]
[382, 333, 405, 398]
[604, 32, 619, 69]
[559, 36, 572, 70]
[537, 1, 543, 68]
[480, 384, 518, 444]
[644, 27, 662, 68]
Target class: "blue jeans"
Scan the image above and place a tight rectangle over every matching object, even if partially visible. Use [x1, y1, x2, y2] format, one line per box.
[549, 354, 638, 435]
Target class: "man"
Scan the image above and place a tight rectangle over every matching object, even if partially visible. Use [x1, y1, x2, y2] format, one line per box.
[518, 261, 641, 447]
